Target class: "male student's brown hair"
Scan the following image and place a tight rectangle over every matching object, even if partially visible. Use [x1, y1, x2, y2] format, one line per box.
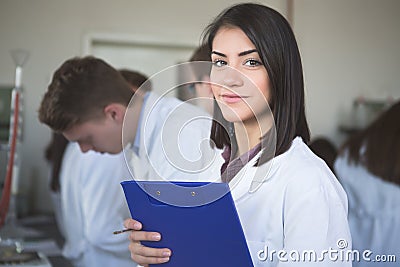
[38, 56, 133, 132]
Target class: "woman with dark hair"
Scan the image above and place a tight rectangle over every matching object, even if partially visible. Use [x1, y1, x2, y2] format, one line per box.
[44, 132, 69, 236]
[125, 3, 351, 266]
[335, 101, 400, 267]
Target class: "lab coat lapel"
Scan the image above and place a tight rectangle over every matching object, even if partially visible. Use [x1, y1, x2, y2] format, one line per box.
[229, 150, 277, 201]
[229, 152, 261, 201]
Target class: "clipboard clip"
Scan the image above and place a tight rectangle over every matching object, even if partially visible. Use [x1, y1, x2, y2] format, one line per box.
[155, 190, 197, 197]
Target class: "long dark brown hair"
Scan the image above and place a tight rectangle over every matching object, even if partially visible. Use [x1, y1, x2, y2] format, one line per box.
[339, 101, 400, 186]
[202, 3, 310, 164]
[44, 132, 68, 192]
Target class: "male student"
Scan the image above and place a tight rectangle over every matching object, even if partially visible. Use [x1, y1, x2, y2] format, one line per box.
[39, 56, 218, 182]
[44, 69, 154, 267]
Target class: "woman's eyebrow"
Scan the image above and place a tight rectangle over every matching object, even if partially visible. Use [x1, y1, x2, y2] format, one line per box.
[211, 49, 258, 57]
[238, 49, 258, 56]
[211, 51, 226, 57]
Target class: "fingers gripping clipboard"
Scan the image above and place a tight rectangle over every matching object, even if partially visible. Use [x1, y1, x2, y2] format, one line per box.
[121, 180, 254, 267]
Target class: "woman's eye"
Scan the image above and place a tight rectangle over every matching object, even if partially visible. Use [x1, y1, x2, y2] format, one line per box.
[244, 59, 262, 67]
[213, 59, 227, 67]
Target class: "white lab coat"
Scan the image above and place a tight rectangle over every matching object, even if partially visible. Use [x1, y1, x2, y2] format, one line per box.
[334, 152, 400, 267]
[60, 142, 134, 267]
[126, 92, 220, 182]
[229, 137, 352, 266]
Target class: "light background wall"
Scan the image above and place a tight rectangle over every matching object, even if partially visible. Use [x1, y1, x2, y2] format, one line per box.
[0, 0, 399, 213]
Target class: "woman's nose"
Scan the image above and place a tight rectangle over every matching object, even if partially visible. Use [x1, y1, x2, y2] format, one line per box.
[221, 67, 244, 88]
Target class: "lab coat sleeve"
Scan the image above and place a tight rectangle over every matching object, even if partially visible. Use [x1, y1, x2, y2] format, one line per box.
[60, 143, 87, 263]
[278, 165, 352, 266]
[79, 153, 136, 267]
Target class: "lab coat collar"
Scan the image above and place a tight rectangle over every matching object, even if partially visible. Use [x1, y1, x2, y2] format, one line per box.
[132, 92, 150, 155]
[228, 150, 272, 201]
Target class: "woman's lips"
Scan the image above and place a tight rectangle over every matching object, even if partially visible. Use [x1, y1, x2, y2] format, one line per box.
[221, 94, 247, 104]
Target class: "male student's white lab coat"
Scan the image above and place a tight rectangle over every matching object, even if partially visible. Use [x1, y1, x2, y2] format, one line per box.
[60, 142, 134, 267]
[126, 92, 220, 182]
[335, 152, 400, 267]
[229, 137, 352, 267]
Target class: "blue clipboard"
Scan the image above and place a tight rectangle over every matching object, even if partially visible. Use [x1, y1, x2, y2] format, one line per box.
[121, 180, 254, 267]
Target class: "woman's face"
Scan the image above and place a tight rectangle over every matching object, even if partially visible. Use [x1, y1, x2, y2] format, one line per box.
[210, 27, 271, 124]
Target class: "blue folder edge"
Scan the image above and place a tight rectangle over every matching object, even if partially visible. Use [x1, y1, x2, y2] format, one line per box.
[121, 180, 254, 267]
